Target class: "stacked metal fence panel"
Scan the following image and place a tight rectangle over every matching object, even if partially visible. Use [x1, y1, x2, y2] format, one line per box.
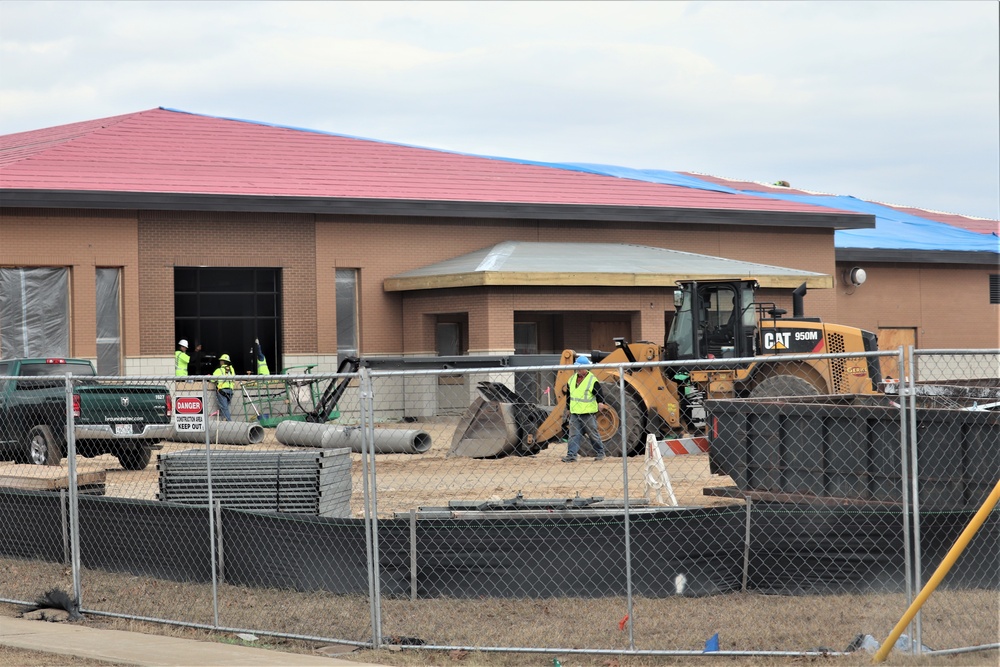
[157, 448, 352, 517]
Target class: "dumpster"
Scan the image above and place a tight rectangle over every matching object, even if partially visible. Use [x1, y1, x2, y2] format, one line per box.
[706, 394, 999, 510]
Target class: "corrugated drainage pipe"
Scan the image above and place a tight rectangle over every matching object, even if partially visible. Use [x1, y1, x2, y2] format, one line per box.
[171, 421, 265, 445]
[275, 421, 432, 454]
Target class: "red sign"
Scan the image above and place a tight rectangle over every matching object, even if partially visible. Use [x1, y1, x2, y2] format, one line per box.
[175, 397, 204, 414]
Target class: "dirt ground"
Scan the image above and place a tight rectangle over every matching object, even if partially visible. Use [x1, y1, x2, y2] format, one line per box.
[72, 417, 735, 518]
[2, 419, 997, 665]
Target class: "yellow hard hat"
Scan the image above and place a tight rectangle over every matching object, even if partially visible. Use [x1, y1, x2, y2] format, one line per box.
[219, 354, 232, 363]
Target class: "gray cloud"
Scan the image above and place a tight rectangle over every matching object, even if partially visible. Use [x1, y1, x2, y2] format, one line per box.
[1, 0, 997, 218]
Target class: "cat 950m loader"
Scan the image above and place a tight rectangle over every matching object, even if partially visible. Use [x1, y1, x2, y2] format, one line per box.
[450, 280, 882, 458]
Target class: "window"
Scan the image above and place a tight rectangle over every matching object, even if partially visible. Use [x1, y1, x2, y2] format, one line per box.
[336, 269, 359, 361]
[991, 275, 1000, 305]
[436, 323, 461, 356]
[174, 267, 282, 375]
[0, 267, 69, 358]
[514, 323, 538, 354]
[96, 268, 121, 375]
[435, 314, 468, 356]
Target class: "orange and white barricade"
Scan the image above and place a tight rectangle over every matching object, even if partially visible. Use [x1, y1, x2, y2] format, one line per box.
[657, 435, 710, 457]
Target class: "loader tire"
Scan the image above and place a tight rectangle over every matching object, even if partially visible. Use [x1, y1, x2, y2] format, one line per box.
[749, 375, 820, 399]
[591, 389, 644, 458]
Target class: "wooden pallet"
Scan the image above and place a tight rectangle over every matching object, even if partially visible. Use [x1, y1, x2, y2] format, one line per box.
[0, 463, 107, 494]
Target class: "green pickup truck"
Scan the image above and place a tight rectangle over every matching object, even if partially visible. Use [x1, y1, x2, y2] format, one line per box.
[0, 357, 174, 470]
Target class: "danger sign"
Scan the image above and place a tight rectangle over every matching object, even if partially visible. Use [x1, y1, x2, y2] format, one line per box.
[174, 396, 205, 432]
[176, 397, 203, 414]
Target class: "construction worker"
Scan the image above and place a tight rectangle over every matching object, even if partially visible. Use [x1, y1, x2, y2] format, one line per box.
[212, 354, 236, 421]
[562, 355, 608, 462]
[188, 342, 205, 375]
[254, 338, 270, 375]
[174, 340, 190, 376]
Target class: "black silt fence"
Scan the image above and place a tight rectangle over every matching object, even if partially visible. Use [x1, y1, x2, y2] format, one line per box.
[1, 492, 996, 598]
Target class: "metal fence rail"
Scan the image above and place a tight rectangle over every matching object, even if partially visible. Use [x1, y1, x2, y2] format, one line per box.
[0, 348, 996, 658]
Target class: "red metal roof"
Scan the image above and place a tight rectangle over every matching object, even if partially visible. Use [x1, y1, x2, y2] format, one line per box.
[0, 108, 855, 217]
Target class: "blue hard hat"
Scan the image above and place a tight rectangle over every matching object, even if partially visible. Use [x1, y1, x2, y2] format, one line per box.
[575, 355, 590, 365]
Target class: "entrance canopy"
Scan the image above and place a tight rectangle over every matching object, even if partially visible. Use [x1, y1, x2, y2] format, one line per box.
[384, 242, 831, 291]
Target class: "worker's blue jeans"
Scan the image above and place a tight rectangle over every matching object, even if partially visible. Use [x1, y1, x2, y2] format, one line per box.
[567, 411, 604, 458]
[217, 389, 233, 421]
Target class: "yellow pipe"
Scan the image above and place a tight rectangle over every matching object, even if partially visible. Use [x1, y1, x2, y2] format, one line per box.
[873, 477, 1000, 663]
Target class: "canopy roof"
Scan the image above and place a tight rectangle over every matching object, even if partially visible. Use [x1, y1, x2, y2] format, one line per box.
[384, 242, 829, 291]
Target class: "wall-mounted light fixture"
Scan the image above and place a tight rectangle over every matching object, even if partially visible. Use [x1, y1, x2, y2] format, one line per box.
[846, 267, 867, 287]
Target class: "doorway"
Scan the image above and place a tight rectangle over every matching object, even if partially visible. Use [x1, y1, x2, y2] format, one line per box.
[174, 268, 282, 376]
[590, 320, 631, 353]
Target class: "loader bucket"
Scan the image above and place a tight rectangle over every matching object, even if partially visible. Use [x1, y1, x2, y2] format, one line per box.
[449, 382, 554, 458]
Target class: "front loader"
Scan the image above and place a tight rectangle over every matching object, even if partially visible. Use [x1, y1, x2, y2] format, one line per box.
[449, 280, 881, 458]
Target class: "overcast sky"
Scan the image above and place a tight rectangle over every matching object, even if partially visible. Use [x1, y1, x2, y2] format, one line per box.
[2, 1, 998, 220]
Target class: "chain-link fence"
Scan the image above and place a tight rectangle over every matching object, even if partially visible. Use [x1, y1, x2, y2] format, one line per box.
[0, 349, 996, 657]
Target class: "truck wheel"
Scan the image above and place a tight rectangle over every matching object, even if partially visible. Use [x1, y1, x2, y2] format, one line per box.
[27, 426, 62, 466]
[750, 375, 820, 398]
[593, 389, 644, 458]
[117, 447, 153, 471]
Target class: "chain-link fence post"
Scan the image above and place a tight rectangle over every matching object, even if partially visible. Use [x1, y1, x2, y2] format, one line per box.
[906, 346, 926, 654]
[66, 373, 82, 608]
[202, 377, 221, 628]
[359, 365, 381, 648]
[895, 346, 916, 647]
[619, 368, 636, 651]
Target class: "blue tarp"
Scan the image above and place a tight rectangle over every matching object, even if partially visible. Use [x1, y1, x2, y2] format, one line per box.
[169, 108, 998, 255]
[748, 192, 999, 252]
[521, 160, 998, 254]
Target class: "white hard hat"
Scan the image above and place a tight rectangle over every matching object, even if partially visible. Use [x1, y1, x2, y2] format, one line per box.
[178, 339, 189, 348]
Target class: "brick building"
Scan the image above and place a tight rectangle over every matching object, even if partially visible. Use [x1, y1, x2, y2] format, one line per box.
[1, 109, 997, 375]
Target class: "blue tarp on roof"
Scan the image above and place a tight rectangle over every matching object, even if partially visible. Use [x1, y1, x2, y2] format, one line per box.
[746, 192, 999, 252]
[519, 160, 998, 254]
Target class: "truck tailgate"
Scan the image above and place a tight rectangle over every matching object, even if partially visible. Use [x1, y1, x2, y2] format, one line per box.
[76, 385, 170, 434]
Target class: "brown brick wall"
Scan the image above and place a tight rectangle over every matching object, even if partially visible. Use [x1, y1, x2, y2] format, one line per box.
[833, 262, 1000, 349]
[5, 207, 995, 367]
[137, 211, 316, 356]
[0, 209, 140, 358]
[319, 215, 841, 355]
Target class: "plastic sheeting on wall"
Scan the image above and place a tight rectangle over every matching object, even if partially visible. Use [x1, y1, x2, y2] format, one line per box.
[335, 268, 358, 362]
[0, 267, 69, 359]
[96, 268, 121, 375]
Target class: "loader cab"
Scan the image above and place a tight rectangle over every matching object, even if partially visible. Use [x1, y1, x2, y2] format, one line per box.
[665, 280, 758, 360]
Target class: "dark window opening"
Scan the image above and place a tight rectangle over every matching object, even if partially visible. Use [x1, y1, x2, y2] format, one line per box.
[174, 268, 282, 376]
[435, 314, 468, 356]
[514, 323, 538, 354]
[513, 313, 563, 353]
[991, 274, 999, 305]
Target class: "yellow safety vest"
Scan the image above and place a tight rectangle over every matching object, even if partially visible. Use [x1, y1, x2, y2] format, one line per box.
[213, 365, 235, 390]
[175, 350, 190, 376]
[568, 372, 599, 414]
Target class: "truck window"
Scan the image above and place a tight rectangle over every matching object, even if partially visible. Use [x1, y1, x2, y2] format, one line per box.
[20, 362, 95, 377]
[16, 361, 95, 390]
